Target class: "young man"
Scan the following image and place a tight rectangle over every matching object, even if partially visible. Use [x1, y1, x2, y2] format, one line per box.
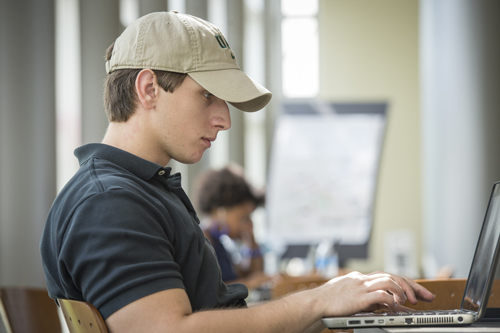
[40, 12, 433, 333]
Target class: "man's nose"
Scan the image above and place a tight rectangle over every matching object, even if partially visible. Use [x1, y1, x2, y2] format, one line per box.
[213, 98, 231, 130]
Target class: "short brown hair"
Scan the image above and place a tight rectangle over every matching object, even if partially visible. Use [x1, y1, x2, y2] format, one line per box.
[103, 43, 187, 122]
[194, 164, 265, 214]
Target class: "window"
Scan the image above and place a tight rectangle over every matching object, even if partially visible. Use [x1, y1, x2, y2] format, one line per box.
[281, 0, 319, 98]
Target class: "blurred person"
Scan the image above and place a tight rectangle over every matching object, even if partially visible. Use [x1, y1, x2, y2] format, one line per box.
[40, 11, 434, 333]
[195, 164, 271, 289]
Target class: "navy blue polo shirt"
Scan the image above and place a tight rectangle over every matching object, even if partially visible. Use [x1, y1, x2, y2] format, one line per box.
[40, 143, 248, 319]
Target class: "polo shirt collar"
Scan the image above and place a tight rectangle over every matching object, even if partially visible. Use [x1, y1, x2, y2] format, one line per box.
[75, 143, 170, 181]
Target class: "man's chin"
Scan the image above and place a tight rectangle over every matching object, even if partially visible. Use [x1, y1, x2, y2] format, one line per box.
[173, 154, 204, 165]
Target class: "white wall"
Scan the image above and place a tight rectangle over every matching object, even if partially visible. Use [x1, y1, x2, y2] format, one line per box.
[318, 0, 500, 278]
[318, 0, 422, 275]
[420, 0, 500, 278]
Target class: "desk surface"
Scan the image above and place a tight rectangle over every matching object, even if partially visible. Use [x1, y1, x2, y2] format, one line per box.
[354, 322, 500, 333]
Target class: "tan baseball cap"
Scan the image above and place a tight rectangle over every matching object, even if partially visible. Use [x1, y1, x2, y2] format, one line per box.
[106, 11, 272, 112]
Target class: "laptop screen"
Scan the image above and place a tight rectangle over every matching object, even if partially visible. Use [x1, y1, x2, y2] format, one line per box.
[462, 182, 500, 315]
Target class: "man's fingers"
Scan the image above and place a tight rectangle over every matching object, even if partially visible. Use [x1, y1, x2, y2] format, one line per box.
[416, 294, 436, 303]
[369, 290, 417, 311]
[372, 274, 434, 305]
[321, 271, 436, 317]
[368, 290, 397, 309]
[397, 277, 435, 304]
[364, 277, 407, 304]
[352, 272, 435, 306]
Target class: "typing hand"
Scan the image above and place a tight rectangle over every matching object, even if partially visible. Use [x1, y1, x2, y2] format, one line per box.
[314, 271, 435, 317]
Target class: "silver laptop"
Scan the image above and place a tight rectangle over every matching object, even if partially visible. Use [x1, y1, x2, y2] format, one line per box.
[322, 181, 500, 329]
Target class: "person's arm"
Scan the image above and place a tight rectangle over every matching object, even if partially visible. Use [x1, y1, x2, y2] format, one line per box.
[227, 226, 273, 289]
[106, 271, 435, 333]
[235, 219, 265, 278]
[203, 225, 272, 289]
[238, 237, 264, 274]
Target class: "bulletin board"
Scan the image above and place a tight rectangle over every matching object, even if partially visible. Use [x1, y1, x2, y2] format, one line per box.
[266, 102, 387, 251]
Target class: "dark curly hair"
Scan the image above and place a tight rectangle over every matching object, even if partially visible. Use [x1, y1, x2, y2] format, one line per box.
[195, 164, 265, 214]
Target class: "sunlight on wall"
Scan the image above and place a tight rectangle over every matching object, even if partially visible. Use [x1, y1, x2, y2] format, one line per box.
[56, 0, 82, 193]
[281, 0, 319, 98]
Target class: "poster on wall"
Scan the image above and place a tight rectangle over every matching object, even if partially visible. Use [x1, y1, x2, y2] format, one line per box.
[266, 102, 387, 249]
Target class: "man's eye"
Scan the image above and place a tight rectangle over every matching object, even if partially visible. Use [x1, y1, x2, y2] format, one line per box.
[203, 92, 213, 99]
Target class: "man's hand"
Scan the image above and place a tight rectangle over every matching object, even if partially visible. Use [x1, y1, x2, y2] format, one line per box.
[313, 271, 435, 318]
[366, 271, 435, 304]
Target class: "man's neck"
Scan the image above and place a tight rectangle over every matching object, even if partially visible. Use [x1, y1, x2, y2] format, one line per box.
[102, 117, 171, 167]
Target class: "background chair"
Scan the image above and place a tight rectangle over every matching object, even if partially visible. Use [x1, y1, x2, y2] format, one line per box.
[58, 299, 108, 333]
[0, 286, 62, 333]
[271, 275, 329, 299]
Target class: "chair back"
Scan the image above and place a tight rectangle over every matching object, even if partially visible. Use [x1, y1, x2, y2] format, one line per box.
[272, 275, 329, 299]
[406, 278, 500, 310]
[58, 299, 108, 333]
[0, 286, 62, 333]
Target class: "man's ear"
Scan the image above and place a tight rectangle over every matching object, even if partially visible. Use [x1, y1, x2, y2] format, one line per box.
[135, 69, 158, 109]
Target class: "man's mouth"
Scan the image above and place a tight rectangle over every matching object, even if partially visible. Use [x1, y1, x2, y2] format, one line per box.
[202, 137, 215, 148]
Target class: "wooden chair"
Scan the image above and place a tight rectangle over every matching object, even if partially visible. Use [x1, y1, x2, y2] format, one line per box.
[58, 298, 108, 333]
[271, 274, 330, 299]
[271, 269, 352, 298]
[404, 278, 500, 310]
[0, 286, 62, 333]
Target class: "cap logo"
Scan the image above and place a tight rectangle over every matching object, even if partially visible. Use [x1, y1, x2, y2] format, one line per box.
[215, 34, 235, 59]
[215, 34, 229, 48]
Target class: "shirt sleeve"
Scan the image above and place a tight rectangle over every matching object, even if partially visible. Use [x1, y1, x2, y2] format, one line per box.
[58, 188, 185, 319]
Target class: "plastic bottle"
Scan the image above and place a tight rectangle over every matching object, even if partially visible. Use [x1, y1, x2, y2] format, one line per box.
[315, 239, 339, 279]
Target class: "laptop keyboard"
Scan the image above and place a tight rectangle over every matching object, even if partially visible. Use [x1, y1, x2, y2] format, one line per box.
[354, 309, 470, 317]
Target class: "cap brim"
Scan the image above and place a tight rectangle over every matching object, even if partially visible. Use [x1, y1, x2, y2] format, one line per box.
[188, 69, 272, 112]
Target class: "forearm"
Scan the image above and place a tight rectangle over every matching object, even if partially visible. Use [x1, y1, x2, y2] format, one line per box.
[107, 287, 325, 333]
[177, 290, 324, 333]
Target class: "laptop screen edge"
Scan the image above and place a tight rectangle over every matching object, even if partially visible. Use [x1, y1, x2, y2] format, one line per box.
[460, 181, 500, 321]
